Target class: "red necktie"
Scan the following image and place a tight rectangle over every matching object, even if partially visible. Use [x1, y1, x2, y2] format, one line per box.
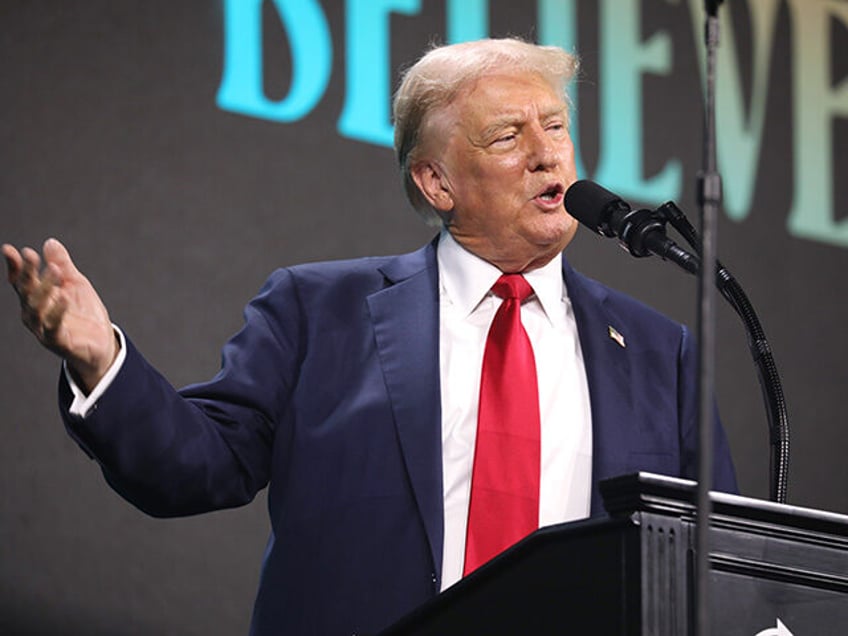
[463, 274, 541, 576]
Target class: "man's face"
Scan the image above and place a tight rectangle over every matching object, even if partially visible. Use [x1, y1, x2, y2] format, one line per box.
[413, 72, 579, 273]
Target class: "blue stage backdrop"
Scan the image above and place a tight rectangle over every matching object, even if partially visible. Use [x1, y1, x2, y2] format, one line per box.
[2, 1, 846, 634]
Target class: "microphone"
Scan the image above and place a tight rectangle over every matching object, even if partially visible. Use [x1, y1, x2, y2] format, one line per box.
[564, 180, 701, 275]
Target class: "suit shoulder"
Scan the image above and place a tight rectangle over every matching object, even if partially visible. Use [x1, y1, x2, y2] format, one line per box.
[266, 255, 393, 288]
[256, 241, 436, 305]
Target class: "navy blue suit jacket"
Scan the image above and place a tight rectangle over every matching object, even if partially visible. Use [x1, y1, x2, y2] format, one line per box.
[60, 239, 736, 635]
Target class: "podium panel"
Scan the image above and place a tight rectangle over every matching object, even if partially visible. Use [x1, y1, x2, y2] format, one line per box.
[379, 473, 848, 635]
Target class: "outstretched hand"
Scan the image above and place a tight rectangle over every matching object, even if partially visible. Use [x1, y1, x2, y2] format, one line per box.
[3, 239, 118, 392]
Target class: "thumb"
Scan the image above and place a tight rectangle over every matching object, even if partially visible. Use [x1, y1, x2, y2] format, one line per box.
[42, 238, 81, 279]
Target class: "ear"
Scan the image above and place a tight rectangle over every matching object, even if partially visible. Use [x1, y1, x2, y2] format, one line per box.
[410, 160, 455, 212]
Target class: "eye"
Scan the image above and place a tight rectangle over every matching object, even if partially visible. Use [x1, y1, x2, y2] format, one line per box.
[493, 133, 516, 145]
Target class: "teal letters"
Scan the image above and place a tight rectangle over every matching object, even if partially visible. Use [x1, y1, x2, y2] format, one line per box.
[338, 0, 421, 146]
[216, 0, 332, 122]
[215, 0, 847, 249]
[786, 0, 848, 248]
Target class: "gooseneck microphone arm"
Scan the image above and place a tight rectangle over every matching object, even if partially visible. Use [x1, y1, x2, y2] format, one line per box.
[659, 201, 790, 504]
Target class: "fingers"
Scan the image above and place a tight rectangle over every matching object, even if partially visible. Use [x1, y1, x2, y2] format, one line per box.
[11, 246, 45, 313]
[42, 238, 79, 278]
[19, 274, 56, 339]
[18, 246, 43, 291]
[4, 239, 69, 296]
[36, 262, 68, 334]
[2, 244, 23, 284]
[3, 240, 69, 343]
[41, 287, 69, 335]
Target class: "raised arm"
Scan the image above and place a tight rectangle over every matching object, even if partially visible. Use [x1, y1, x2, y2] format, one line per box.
[4, 238, 278, 515]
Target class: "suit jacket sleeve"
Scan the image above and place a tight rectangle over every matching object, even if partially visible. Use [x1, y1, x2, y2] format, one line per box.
[58, 267, 304, 517]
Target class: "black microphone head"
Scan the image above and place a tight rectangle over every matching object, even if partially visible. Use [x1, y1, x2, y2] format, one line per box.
[564, 180, 626, 236]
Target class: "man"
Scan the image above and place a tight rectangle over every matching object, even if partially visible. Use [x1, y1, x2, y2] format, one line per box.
[3, 38, 736, 635]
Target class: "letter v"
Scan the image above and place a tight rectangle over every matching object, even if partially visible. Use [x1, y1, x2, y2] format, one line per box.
[686, 0, 781, 221]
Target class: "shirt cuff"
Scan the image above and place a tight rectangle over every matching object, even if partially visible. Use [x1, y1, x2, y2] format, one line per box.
[65, 325, 127, 418]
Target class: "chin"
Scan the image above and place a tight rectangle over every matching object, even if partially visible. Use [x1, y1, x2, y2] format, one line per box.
[529, 214, 575, 248]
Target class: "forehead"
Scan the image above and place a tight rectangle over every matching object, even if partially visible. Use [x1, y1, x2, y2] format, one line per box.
[414, 72, 568, 158]
[451, 72, 567, 124]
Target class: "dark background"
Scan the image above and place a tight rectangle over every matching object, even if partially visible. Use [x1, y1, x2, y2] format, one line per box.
[2, 1, 846, 634]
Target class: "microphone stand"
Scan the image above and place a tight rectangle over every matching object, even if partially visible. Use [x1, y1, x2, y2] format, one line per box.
[695, 2, 723, 634]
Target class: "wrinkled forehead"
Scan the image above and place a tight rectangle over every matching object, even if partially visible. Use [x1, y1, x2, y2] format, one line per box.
[425, 72, 567, 140]
[456, 71, 566, 111]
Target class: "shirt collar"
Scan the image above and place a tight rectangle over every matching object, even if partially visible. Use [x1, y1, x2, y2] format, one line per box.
[437, 230, 565, 324]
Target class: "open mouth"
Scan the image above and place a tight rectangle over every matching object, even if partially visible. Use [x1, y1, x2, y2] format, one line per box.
[536, 183, 565, 202]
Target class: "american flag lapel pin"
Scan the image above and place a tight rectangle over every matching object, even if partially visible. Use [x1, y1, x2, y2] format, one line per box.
[608, 325, 626, 348]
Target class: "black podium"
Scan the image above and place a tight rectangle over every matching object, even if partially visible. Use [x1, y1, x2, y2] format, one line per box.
[379, 473, 848, 635]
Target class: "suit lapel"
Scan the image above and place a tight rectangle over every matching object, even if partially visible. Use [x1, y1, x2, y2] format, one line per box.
[367, 241, 444, 582]
[364, 246, 637, 574]
[562, 260, 635, 514]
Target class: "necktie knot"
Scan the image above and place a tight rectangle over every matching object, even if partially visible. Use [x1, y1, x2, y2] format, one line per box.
[492, 274, 533, 302]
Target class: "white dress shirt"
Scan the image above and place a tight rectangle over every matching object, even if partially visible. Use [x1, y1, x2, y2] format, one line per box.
[437, 230, 592, 590]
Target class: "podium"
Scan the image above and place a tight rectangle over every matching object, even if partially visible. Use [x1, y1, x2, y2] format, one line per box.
[378, 473, 848, 635]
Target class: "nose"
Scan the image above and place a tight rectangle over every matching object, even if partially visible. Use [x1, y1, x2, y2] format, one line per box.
[526, 123, 560, 172]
